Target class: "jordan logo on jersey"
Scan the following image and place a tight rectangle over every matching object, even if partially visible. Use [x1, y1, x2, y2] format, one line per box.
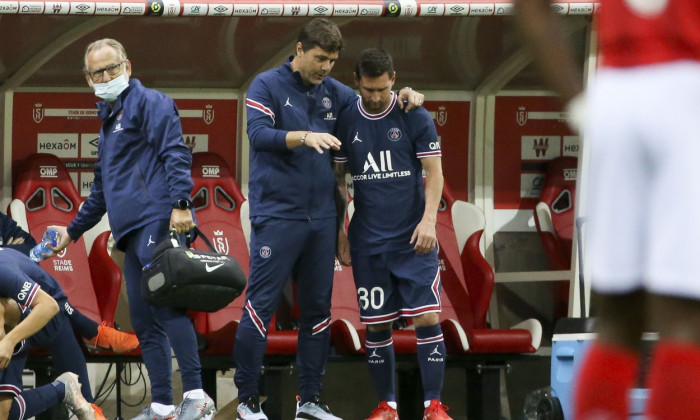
[352, 132, 363, 143]
[284, 98, 293, 107]
[147, 235, 155, 246]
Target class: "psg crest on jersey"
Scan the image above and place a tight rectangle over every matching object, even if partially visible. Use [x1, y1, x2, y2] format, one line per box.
[387, 127, 402, 141]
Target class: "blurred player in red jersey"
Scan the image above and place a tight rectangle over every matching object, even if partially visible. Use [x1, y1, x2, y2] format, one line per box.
[515, 0, 700, 419]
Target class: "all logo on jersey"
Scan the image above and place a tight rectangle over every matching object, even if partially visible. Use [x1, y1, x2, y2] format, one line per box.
[363, 150, 393, 173]
[352, 150, 411, 181]
[387, 127, 402, 141]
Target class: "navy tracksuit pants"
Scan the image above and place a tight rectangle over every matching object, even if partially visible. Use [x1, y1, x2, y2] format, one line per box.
[122, 219, 202, 405]
[234, 216, 336, 403]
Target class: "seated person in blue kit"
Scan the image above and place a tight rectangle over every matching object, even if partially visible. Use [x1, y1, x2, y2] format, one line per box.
[0, 211, 138, 353]
[0, 247, 109, 420]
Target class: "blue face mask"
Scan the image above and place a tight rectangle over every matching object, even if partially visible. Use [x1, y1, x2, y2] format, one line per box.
[93, 74, 129, 102]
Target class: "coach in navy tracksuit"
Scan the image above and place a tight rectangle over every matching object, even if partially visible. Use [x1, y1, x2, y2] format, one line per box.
[51, 39, 213, 420]
[236, 19, 425, 420]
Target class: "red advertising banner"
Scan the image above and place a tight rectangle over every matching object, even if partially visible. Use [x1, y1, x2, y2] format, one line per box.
[11, 92, 238, 197]
[494, 95, 578, 210]
[424, 100, 470, 202]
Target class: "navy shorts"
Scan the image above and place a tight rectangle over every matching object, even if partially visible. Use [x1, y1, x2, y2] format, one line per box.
[0, 344, 28, 398]
[351, 248, 441, 325]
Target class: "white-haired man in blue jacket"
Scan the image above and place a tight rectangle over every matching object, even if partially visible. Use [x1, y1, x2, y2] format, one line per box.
[51, 38, 214, 420]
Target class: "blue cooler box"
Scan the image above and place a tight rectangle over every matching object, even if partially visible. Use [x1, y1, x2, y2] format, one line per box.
[550, 318, 651, 419]
[551, 322, 595, 419]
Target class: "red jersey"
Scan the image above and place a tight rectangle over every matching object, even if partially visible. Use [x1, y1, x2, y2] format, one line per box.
[598, 0, 700, 67]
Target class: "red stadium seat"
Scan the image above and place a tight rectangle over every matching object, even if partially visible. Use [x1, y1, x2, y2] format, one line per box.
[329, 255, 364, 354]
[188, 152, 248, 355]
[9, 153, 121, 329]
[88, 230, 122, 327]
[534, 156, 578, 271]
[442, 184, 542, 353]
[534, 156, 578, 317]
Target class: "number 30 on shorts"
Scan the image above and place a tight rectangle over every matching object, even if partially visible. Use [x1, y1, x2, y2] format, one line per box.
[357, 286, 385, 310]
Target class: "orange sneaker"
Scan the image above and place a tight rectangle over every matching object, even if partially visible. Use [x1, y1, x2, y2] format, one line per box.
[366, 402, 399, 420]
[85, 322, 139, 353]
[88, 403, 108, 420]
[423, 400, 452, 420]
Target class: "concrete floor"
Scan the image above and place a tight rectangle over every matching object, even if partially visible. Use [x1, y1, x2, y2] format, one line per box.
[85, 350, 550, 420]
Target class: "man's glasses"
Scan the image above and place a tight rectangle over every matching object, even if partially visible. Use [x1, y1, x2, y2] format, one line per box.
[87, 60, 126, 83]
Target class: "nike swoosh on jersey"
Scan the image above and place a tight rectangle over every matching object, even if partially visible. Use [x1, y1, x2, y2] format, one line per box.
[205, 263, 224, 272]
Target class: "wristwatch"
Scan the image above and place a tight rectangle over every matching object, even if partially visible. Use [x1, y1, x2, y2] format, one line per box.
[173, 198, 192, 210]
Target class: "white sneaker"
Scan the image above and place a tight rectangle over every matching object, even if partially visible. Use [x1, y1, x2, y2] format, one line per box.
[237, 395, 268, 420]
[295, 395, 342, 420]
[177, 393, 216, 420]
[55, 372, 92, 420]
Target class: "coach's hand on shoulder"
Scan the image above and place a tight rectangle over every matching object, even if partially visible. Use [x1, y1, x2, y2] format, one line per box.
[397, 87, 424, 112]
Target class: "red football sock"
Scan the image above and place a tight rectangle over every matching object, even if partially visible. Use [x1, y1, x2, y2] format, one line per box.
[645, 340, 700, 419]
[574, 342, 639, 420]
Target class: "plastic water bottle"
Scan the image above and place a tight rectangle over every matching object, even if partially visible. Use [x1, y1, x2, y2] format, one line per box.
[28, 229, 59, 262]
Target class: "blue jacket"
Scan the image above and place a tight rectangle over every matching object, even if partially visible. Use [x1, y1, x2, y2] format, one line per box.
[245, 57, 356, 220]
[68, 79, 194, 248]
[0, 212, 36, 255]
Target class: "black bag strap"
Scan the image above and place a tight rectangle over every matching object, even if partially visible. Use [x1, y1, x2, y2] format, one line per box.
[168, 226, 219, 254]
[191, 226, 219, 254]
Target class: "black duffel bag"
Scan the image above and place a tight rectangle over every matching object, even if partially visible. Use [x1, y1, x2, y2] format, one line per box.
[141, 226, 246, 312]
